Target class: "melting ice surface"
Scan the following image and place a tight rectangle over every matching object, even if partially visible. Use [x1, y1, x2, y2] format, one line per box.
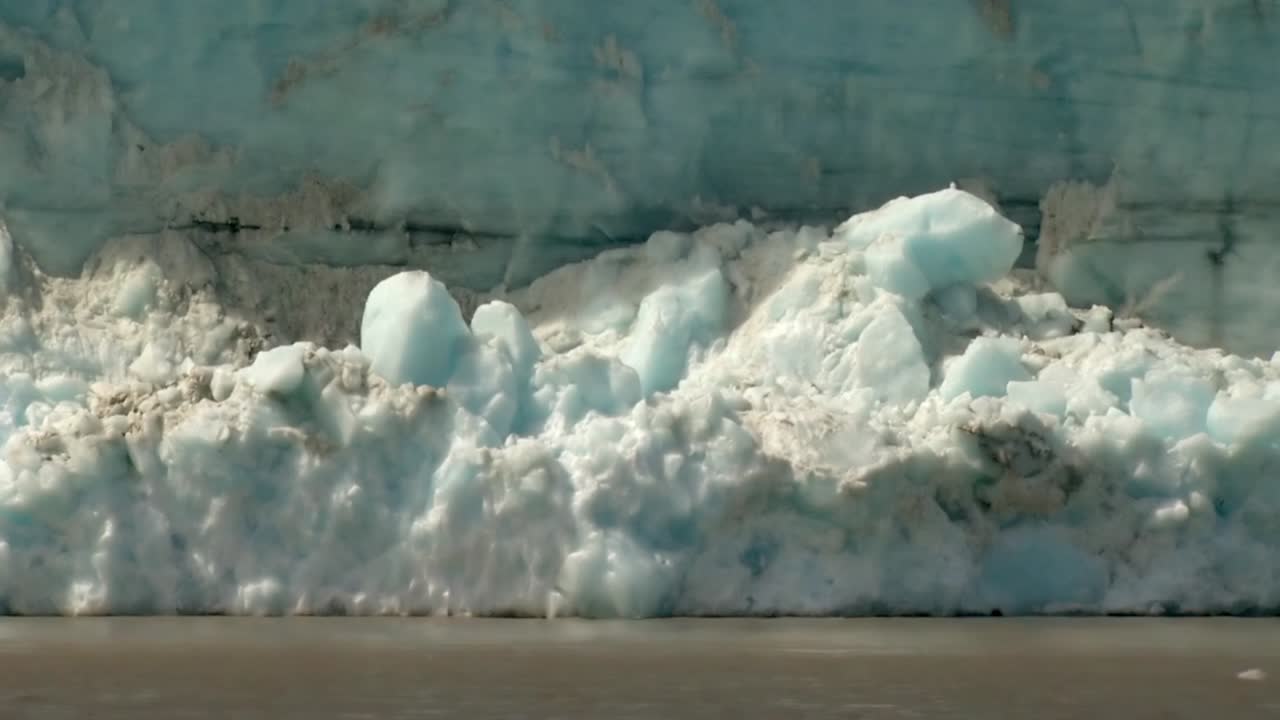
[2, 188, 1279, 617]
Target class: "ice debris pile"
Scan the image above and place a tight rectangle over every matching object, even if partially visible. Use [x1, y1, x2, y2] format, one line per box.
[2, 187, 1279, 617]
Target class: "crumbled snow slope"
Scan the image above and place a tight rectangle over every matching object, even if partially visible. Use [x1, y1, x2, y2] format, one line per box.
[1, 188, 1279, 617]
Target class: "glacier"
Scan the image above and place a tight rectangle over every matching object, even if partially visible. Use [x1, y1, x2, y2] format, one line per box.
[2, 187, 1280, 617]
[1, 2, 1280, 616]
[1, 1, 1280, 353]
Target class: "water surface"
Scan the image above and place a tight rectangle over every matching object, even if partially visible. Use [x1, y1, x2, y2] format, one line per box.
[0, 618, 1276, 718]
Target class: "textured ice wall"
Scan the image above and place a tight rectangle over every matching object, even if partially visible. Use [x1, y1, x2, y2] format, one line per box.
[3, 188, 1280, 617]
[1, 1, 1278, 351]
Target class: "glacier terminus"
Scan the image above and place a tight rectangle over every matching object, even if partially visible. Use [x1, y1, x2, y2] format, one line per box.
[0, 1, 1278, 616]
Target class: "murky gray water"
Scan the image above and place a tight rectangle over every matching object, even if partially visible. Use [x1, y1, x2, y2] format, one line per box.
[0, 618, 1277, 718]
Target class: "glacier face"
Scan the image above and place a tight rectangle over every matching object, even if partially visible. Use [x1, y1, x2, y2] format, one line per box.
[1, 1, 1279, 351]
[2, 188, 1280, 617]
[1, 2, 1280, 616]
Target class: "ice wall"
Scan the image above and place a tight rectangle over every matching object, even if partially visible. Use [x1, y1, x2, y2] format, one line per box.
[1, 1, 1278, 352]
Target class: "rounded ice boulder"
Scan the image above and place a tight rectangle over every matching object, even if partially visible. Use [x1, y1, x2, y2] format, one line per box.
[838, 187, 1023, 298]
[360, 271, 470, 387]
[471, 300, 541, 382]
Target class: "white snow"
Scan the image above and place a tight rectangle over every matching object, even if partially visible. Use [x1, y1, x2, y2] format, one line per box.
[0, 187, 1278, 617]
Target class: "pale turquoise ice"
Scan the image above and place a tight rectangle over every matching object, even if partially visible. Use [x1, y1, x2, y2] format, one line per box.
[0, 189, 1277, 617]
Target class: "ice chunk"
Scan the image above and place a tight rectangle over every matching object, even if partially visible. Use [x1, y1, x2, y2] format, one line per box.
[112, 264, 160, 319]
[360, 271, 470, 388]
[934, 284, 978, 324]
[1006, 380, 1068, 417]
[1129, 372, 1215, 443]
[1205, 394, 1280, 445]
[449, 343, 518, 438]
[621, 269, 729, 395]
[839, 188, 1022, 298]
[1015, 293, 1074, 340]
[34, 375, 89, 404]
[855, 303, 929, 405]
[940, 337, 1030, 400]
[207, 367, 235, 402]
[470, 301, 541, 382]
[533, 352, 643, 427]
[127, 343, 175, 385]
[1093, 347, 1155, 405]
[1081, 306, 1113, 334]
[240, 344, 308, 397]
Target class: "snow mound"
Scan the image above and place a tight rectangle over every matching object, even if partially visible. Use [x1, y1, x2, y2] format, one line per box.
[1, 189, 1278, 617]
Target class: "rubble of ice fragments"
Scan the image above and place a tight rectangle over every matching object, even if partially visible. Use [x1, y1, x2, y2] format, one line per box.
[0, 187, 1278, 617]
